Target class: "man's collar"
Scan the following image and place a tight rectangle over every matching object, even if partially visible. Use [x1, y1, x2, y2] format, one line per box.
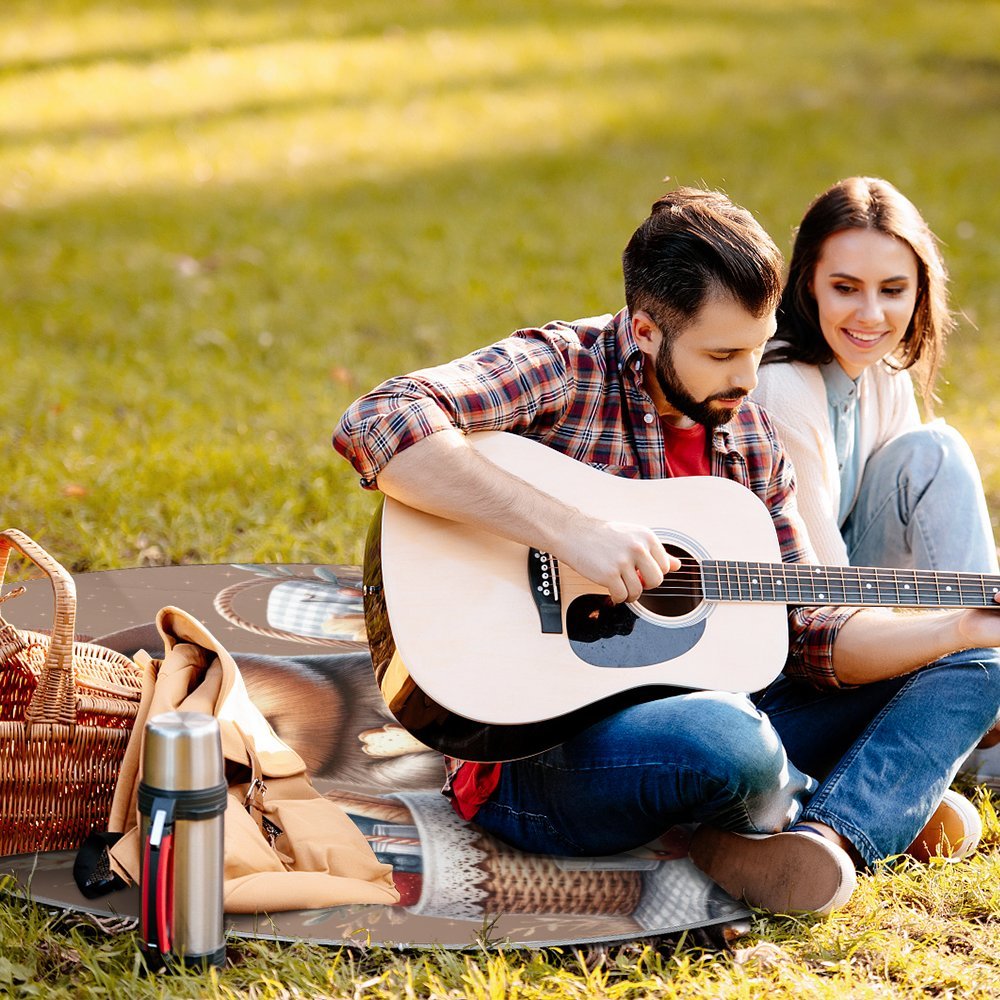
[617, 308, 644, 372]
[711, 423, 734, 454]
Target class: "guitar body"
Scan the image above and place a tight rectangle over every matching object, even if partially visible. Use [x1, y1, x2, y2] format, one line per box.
[364, 432, 789, 761]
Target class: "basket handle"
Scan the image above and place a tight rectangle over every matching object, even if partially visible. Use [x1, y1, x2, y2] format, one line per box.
[0, 528, 78, 728]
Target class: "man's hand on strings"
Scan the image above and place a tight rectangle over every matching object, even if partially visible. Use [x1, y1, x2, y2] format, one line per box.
[555, 517, 681, 604]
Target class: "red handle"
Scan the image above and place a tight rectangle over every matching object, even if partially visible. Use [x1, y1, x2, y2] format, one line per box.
[156, 833, 174, 954]
[140, 802, 175, 961]
[141, 834, 152, 943]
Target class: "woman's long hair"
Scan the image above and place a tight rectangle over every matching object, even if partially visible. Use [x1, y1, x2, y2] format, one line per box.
[764, 177, 953, 408]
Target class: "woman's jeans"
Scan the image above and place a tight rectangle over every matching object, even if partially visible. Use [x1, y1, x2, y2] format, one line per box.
[842, 423, 998, 574]
[841, 422, 1000, 782]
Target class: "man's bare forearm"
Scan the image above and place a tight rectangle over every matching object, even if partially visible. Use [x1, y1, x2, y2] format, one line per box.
[375, 429, 676, 603]
[376, 429, 573, 553]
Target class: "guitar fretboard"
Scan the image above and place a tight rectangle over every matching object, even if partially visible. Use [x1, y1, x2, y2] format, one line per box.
[701, 561, 1000, 609]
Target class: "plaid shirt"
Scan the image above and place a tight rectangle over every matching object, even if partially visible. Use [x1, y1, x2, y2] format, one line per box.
[334, 309, 859, 812]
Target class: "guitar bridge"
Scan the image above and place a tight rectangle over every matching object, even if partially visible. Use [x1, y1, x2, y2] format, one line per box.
[528, 549, 563, 633]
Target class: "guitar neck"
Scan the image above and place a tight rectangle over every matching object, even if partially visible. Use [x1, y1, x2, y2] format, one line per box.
[702, 561, 1000, 609]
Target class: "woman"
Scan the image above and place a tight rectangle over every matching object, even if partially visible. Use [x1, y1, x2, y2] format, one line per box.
[753, 176, 1000, 851]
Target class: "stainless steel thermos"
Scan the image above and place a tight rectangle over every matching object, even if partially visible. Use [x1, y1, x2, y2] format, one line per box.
[139, 711, 227, 970]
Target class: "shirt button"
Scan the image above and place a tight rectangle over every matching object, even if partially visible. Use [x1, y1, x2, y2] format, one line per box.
[643, 413, 655, 424]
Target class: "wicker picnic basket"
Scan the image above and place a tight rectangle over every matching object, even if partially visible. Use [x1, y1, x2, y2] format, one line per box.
[0, 528, 143, 856]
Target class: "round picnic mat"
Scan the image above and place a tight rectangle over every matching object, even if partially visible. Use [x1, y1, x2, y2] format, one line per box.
[0, 563, 748, 948]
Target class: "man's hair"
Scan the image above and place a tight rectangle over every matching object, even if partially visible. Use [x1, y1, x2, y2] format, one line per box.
[622, 187, 784, 341]
[765, 176, 952, 406]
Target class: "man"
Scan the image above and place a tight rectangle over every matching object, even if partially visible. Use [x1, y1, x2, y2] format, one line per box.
[333, 188, 1000, 915]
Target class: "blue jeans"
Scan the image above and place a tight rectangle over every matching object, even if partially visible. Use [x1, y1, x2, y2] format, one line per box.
[755, 647, 1000, 865]
[474, 691, 816, 857]
[841, 422, 1000, 785]
[843, 423, 999, 574]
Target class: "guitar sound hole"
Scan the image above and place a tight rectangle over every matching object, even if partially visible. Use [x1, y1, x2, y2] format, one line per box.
[636, 544, 703, 618]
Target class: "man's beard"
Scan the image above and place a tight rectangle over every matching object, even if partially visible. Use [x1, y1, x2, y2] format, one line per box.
[654, 339, 748, 429]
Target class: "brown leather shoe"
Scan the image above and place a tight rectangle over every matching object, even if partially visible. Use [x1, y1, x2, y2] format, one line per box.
[689, 827, 857, 915]
[907, 789, 982, 862]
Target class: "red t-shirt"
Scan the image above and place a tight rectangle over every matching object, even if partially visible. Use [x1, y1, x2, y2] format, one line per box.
[449, 760, 504, 820]
[448, 420, 710, 820]
[660, 419, 710, 477]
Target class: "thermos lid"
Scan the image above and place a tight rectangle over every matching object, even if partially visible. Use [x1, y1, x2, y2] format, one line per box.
[142, 711, 225, 791]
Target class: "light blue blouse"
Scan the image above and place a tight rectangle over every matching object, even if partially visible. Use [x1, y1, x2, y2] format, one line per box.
[820, 360, 864, 527]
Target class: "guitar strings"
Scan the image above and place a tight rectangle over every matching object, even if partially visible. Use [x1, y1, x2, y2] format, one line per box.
[557, 563, 1000, 605]
[644, 563, 1000, 603]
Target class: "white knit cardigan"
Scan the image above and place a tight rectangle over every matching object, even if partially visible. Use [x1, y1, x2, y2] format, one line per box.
[752, 359, 921, 566]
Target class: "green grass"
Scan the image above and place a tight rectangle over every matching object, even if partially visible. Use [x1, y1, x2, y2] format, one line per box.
[3, 0, 1000, 995]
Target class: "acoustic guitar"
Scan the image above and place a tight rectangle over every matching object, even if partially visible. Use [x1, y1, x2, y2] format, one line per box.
[362, 431, 1000, 762]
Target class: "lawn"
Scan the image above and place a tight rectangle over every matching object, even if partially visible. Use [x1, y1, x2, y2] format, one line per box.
[3, 0, 1000, 995]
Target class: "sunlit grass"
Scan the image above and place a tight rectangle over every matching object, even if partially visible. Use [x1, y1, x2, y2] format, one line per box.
[0, 14, 739, 207]
[4, 0, 999, 565]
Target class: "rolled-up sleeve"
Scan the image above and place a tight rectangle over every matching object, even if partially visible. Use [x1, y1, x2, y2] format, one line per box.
[785, 605, 858, 687]
[333, 389, 458, 488]
[333, 332, 574, 488]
